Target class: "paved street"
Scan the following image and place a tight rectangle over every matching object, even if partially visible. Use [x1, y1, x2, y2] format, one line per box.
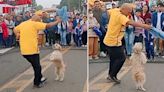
[108, 63, 164, 92]
[0, 47, 53, 86]
[0, 47, 87, 92]
[89, 57, 164, 92]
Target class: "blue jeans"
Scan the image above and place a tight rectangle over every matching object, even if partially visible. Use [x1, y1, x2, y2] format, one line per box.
[3, 38, 9, 48]
[59, 30, 67, 45]
[145, 40, 154, 59]
[8, 35, 13, 47]
[0, 33, 3, 48]
[75, 34, 82, 47]
[124, 28, 134, 56]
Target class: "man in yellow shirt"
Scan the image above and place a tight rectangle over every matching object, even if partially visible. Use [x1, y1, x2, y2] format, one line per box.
[14, 15, 61, 88]
[104, 3, 151, 84]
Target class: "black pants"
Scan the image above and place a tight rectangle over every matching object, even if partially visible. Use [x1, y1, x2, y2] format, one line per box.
[48, 30, 56, 45]
[107, 46, 126, 78]
[82, 31, 87, 45]
[73, 34, 76, 44]
[66, 32, 72, 45]
[134, 34, 143, 44]
[100, 32, 107, 52]
[23, 54, 42, 85]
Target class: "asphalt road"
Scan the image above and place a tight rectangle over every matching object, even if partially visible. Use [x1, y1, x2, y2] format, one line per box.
[89, 58, 164, 92]
[23, 49, 87, 92]
[0, 47, 87, 92]
[0, 47, 53, 87]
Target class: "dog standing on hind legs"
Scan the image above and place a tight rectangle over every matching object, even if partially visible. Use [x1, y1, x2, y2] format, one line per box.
[130, 42, 147, 91]
[49, 43, 66, 81]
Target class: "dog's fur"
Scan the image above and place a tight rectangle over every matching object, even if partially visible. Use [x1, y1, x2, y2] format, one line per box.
[130, 43, 147, 91]
[49, 43, 65, 81]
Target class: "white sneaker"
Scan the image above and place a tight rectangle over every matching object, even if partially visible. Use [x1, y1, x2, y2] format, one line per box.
[41, 77, 47, 83]
[94, 56, 99, 60]
[45, 43, 49, 46]
[162, 56, 164, 58]
[99, 52, 107, 57]
[89, 56, 93, 60]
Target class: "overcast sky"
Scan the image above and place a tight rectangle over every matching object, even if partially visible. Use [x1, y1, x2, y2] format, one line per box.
[36, 0, 61, 8]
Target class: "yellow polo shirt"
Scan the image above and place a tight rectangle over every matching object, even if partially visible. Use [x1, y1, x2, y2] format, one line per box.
[104, 8, 130, 46]
[14, 20, 47, 55]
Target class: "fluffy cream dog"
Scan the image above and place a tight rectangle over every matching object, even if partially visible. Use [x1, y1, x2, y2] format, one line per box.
[49, 43, 65, 81]
[130, 42, 147, 91]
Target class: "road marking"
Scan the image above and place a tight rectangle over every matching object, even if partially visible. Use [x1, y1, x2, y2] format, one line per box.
[90, 70, 108, 86]
[0, 47, 72, 92]
[89, 66, 132, 92]
[0, 47, 14, 54]
[83, 80, 88, 92]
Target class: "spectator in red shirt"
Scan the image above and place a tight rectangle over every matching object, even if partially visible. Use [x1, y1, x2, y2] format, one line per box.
[0, 15, 9, 48]
[141, 4, 151, 22]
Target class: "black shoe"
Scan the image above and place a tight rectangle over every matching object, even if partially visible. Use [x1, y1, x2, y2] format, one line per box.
[112, 77, 121, 84]
[107, 76, 112, 80]
[41, 77, 47, 84]
[33, 83, 44, 88]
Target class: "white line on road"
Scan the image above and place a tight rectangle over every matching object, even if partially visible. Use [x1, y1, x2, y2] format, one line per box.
[0, 47, 14, 54]
[89, 66, 132, 92]
[0, 47, 72, 92]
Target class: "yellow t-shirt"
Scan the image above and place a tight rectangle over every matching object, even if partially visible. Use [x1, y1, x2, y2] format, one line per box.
[14, 20, 47, 55]
[104, 8, 130, 46]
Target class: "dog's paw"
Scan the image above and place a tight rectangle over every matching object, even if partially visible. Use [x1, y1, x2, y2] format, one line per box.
[55, 77, 59, 81]
[136, 86, 139, 90]
[141, 87, 146, 91]
[59, 78, 64, 82]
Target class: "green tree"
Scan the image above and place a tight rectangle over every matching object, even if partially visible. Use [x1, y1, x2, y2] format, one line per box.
[35, 5, 43, 11]
[59, 0, 83, 11]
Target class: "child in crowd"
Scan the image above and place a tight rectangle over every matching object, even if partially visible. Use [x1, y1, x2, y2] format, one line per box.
[80, 16, 87, 47]
[75, 23, 82, 47]
[144, 18, 154, 61]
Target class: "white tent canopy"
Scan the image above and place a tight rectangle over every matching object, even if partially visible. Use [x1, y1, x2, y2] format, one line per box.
[0, 4, 18, 8]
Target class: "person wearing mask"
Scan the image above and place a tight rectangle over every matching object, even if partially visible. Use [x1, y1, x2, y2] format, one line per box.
[104, 3, 151, 84]
[14, 14, 61, 88]
[88, 10, 100, 60]
[152, 3, 164, 57]
[80, 15, 87, 47]
[47, 15, 57, 46]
